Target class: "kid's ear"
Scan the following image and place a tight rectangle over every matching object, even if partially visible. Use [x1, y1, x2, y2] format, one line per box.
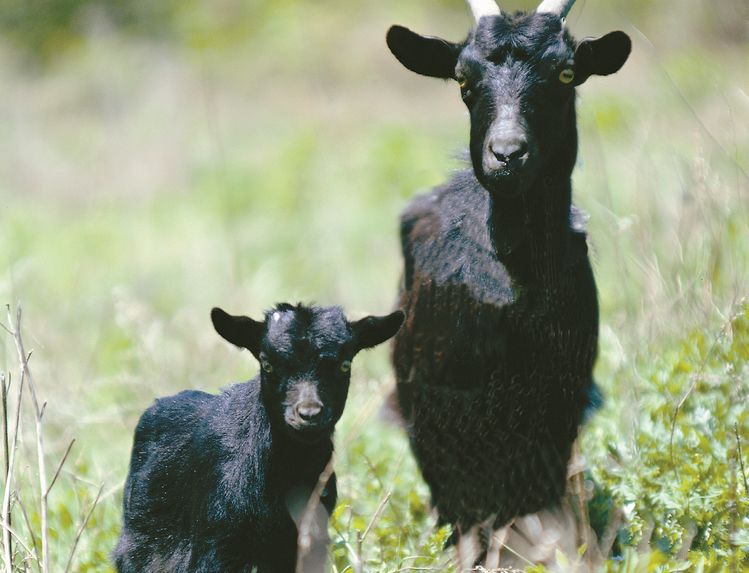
[386, 25, 460, 80]
[351, 310, 405, 351]
[573, 31, 631, 85]
[211, 307, 264, 359]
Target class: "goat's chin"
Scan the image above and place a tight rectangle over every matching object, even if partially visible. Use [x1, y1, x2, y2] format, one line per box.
[283, 424, 333, 444]
[475, 161, 538, 196]
[480, 173, 530, 199]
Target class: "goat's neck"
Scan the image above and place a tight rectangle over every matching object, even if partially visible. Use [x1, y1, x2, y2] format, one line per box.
[259, 398, 334, 476]
[271, 429, 334, 460]
[268, 429, 334, 494]
[488, 173, 573, 284]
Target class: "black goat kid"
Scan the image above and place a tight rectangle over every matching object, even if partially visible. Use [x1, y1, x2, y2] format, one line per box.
[114, 303, 404, 573]
[387, 0, 630, 563]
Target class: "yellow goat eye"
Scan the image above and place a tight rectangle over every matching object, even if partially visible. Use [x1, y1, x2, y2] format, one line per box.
[458, 78, 468, 90]
[261, 359, 273, 373]
[340, 360, 352, 373]
[559, 68, 575, 84]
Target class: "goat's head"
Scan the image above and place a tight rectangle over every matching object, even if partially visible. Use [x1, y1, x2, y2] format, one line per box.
[211, 304, 404, 442]
[386, 0, 631, 197]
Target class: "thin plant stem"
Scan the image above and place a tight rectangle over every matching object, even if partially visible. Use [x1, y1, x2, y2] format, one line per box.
[1, 372, 11, 573]
[15, 496, 42, 573]
[7, 305, 49, 573]
[2, 367, 25, 573]
[62, 486, 103, 573]
[295, 457, 336, 573]
[45, 439, 75, 498]
[736, 423, 748, 496]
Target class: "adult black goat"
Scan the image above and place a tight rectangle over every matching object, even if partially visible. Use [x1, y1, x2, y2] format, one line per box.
[114, 303, 404, 573]
[387, 0, 630, 565]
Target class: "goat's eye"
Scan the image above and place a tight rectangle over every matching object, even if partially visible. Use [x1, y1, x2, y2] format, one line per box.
[261, 359, 273, 374]
[339, 360, 352, 373]
[559, 68, 575, 84]
[457, 77, 468, 90]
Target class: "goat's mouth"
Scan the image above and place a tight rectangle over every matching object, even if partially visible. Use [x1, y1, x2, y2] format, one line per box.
[283, 417, 334, 443]
[480, 168, 532, 198]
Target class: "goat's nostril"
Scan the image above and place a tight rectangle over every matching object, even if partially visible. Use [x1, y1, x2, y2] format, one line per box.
[490, 140, 529, 166]
[296, 402, 323, 422]
[491, 149, 508, 164]
[507, 142, 529, 162]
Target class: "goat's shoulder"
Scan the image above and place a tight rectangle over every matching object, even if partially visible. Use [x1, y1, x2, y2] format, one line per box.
[401, 169, 488, 243]
[203, 380, 269, 457]
[400, 170, 510, 302]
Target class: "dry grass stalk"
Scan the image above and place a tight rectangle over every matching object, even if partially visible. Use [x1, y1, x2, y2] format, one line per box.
[1, 371, 11, 573]
[1, 365, 27, 573]
[3, 304, 84, 573]
[6, 304, 50, 573]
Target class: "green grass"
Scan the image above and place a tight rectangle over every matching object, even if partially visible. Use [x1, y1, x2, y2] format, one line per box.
[1, 0, 748, 571]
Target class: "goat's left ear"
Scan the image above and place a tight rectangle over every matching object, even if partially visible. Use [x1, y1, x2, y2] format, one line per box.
[211, 307, 264, 359]
[573, 31, 631, 85]
[351, 310, 405, 351]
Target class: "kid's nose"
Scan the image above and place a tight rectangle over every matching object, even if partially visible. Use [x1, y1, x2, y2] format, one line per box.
[296, 400, 323, 422]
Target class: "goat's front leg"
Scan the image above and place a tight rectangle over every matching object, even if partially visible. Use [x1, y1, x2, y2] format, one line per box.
[295, 508, 329, 573]
[455, 522, 484, 571]
[286, 475, 336, 573]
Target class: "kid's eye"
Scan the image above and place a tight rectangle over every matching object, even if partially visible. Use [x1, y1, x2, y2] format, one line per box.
[559, 68, 575, 84]
[261, 358, 273, 373]
[340, 360, 352, 373]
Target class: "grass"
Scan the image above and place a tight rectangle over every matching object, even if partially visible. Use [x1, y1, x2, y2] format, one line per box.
[1, 0, 748, 570]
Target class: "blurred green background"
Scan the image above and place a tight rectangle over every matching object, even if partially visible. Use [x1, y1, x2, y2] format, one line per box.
[0, 0, 747, 570]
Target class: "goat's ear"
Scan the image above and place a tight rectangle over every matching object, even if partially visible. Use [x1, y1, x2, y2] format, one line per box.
[211, 307, 264, 359]
[351, 310, 405, 351]
[386, 25, 460, 80]
[573, 31, 631, 85]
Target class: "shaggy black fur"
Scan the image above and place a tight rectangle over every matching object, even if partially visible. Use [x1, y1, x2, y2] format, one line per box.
[114, 303, 403, 573]
[386, 10, 630, 533]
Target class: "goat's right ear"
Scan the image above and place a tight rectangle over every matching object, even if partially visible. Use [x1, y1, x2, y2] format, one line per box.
[386, 25, 459, 80]
[351, 310, 405, 352]
[211, 307, 264, 359]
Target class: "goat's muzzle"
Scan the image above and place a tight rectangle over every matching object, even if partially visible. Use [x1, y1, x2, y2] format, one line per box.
[481, 107, 533, 189]
[486, 137, 529, 173]
[282, 380, 335, 442]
